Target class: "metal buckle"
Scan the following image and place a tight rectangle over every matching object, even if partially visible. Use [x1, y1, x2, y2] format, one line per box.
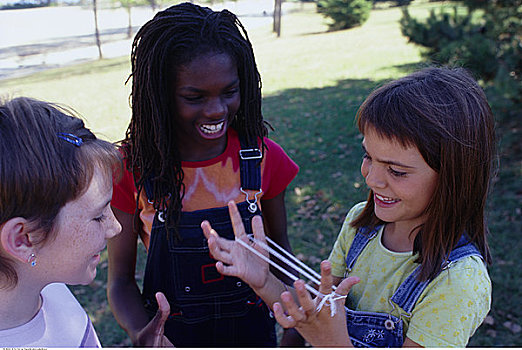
[239, 148, 262, 160]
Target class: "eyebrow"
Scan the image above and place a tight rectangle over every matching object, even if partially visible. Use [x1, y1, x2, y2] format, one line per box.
[361, 144, 416, 169]
[93, 199, 112, 213]
[177, 79, 240, 93]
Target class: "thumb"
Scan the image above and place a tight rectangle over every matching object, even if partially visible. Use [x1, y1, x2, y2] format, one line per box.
[336, 276, 360, 296]
[151, 292, 170, 346]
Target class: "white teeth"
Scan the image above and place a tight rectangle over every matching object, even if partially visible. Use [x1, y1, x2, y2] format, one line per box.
[375, 193, 399, 203]
[200, 121, 224, 134]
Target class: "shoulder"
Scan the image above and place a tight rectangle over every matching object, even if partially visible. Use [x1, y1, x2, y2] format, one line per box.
[328, 202, 367, 276]
[40, 283, 101, 347]
[407, 256, 491, 347]
[0, 284, 100, 347]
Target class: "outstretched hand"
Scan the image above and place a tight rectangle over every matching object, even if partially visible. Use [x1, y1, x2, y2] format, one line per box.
[201, 201, 269, 290]
[273, 260, 360, 347]
[134, 292, 173, 347]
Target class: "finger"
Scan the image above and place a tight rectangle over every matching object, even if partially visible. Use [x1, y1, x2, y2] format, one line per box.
[336, 275, 361, 296]
[293, 279, 316, 316]
[318, 260, 334, 296]
[215, 260, 240, 278]
[201, 220, 218, 240]
[205, 230, 235, 263]
[273, 302, 297, 328]
[280, 290, 306, 323]
[228, 200, 247, 239]
[251, 215, 267, 246]
[152, 292, 170, 347]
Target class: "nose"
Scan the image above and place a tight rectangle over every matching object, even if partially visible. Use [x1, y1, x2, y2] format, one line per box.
[204, 97, 227, 119]
[362, 162, 386, 189]
[106, 208, 122, 239]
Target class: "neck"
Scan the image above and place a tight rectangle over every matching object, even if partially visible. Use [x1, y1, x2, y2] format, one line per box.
[0, 276, 44, 330]
[381, 222, 420, 253]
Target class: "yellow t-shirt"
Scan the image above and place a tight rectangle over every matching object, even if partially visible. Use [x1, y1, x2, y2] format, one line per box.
[328, 202, 491, 347]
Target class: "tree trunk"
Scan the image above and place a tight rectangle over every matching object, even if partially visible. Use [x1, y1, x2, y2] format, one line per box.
[273, 0, 282, 37]
[93, 0, 103, 59]
[127, 5, 132, 38]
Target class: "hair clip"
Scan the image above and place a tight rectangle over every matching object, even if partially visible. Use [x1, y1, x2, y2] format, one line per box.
[57, 132, 83, 147]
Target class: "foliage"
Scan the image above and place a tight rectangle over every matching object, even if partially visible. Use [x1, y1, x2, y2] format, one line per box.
[373, 0, 412, 8]
[317, 0, 372, 30]
[400, 0, 521, 104]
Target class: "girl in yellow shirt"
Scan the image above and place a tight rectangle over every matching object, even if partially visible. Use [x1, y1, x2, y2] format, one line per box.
[202, 67, 494, 347]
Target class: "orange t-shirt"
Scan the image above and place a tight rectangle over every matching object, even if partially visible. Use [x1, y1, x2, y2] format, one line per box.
[112, 128, 298, 249]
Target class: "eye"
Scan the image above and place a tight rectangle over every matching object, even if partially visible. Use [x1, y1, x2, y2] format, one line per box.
[183, 95, 203, 103]
[388, 167, 407, 177]
[224, 88, 239, 98]
[93, 214, 107, 223]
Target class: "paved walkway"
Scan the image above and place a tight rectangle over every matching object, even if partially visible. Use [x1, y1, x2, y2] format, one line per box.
[0, 0, 277, 80]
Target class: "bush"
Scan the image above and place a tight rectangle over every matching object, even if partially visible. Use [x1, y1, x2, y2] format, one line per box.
[317, 0, 372, 30]
[400, 1, 521, 104]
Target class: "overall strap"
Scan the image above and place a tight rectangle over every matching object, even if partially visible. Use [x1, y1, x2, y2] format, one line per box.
[390, 235, 483, 314]
[344, 226, 382, 275]
[238, 135, 262, 190]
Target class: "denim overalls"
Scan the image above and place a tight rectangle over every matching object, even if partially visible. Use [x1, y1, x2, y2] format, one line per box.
[343, 226, 483, 347]
[140, 140, 276, 347]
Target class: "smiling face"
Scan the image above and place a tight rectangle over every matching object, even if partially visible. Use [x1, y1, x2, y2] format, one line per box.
[360, 127, 439, 236]
[35, 166, 121, 285]
[173, 52, 241, 161]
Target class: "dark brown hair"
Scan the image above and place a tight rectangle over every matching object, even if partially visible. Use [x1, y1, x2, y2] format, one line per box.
[0, 97, 120, 288]
[352, 67, 495, 281]
[124, 2, 269, 236]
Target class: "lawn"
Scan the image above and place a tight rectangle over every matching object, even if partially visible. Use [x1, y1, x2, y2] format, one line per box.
[0, 0, 520, 346]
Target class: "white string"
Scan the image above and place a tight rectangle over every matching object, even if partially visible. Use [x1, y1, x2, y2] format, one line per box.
[249, 235, 322, 287]
[235, 238, 320, 296]
[234, 235, 344, 317]
[315, 292, 347, 317]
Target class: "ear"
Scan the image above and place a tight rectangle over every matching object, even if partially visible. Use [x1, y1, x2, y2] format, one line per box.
[0, 217, 35, 263]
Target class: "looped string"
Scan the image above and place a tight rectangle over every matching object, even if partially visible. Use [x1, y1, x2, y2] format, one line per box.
[234, 235, 345, 317]
[315, 291, 347, 317]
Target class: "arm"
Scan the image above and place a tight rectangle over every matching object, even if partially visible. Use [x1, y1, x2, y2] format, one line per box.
[107, 207, 172, 347]
[261, 189, 297, 285]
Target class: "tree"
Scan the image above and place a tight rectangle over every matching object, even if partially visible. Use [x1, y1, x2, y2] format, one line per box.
[400, 0, 521, 103]
[317, 0, 372, 31]
[93, 0, 103, 59]
[273, 0, 282, 37]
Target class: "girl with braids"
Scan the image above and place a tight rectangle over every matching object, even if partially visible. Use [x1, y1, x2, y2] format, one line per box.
[107, 2, 299, 347]
[203, 67, 494, 347]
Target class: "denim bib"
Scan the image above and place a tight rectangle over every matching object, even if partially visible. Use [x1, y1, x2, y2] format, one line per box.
[343, 226, 483, 347]
[140, 138, 276, 346]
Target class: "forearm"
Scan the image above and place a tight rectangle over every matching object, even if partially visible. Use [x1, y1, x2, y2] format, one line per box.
[251, 271, 297, 310]
[107, 278, 151, 343]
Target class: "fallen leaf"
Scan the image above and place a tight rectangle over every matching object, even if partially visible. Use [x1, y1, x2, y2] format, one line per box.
[503, 321, 522, 333]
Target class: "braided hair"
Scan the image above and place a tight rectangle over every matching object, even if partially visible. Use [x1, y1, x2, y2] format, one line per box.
[124, 2, 269, 237]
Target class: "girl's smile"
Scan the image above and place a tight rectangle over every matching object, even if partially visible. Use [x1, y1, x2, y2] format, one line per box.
[174, 52, 241, 161]
[361, 127, 438, 246]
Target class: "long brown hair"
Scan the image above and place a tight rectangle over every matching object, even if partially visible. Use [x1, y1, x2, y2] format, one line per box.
[124, 2, 269, 236]
[352, 67, 495, 281]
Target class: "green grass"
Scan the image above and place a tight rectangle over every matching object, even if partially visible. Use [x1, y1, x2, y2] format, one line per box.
[1, 0, 520, 346]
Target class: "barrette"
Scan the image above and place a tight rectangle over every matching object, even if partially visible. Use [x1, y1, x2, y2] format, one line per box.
[57, 132, 83, 147]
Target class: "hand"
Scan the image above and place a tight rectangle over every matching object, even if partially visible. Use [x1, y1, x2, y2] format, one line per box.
[134, 292, 174, 347]
[201, 201, 269, 289]
[273, 260, 360, 347]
